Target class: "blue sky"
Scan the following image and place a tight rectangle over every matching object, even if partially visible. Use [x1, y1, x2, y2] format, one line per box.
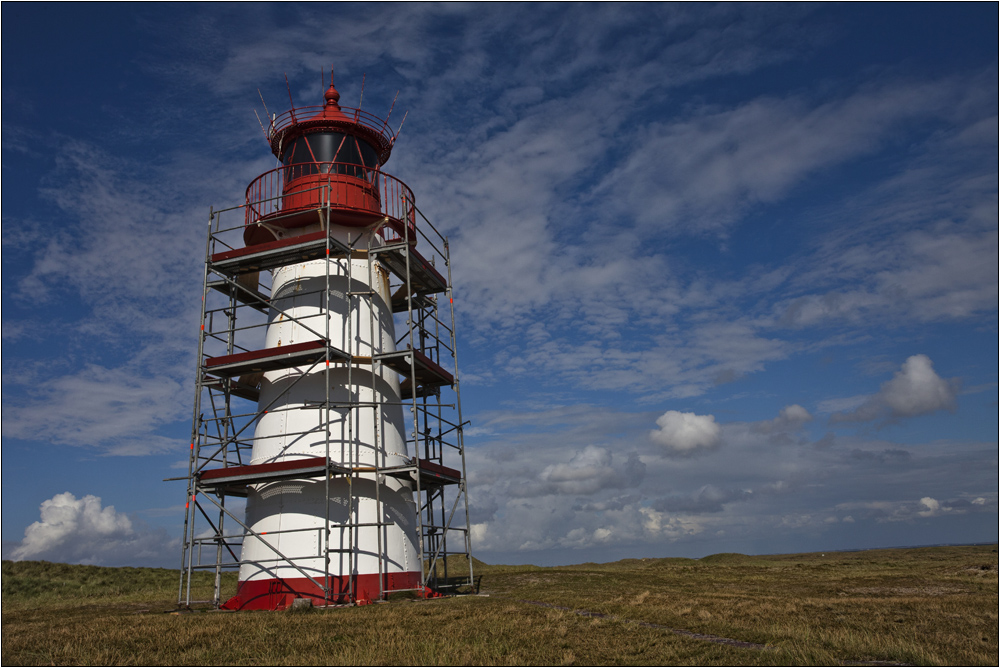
[2, 3, 996, 567]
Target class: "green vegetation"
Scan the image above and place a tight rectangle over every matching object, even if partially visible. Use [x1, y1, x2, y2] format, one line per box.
[3, 545, 997, 665]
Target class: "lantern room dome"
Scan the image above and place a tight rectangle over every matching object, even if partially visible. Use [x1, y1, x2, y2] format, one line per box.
[244, 76, 416, 248]
[266, 84, 396, 166]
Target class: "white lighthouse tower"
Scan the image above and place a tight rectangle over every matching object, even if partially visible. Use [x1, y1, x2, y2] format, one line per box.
[176, 73, 473, 609]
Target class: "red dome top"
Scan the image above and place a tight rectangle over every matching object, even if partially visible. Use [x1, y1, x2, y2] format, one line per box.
[324, 83, 341, 106]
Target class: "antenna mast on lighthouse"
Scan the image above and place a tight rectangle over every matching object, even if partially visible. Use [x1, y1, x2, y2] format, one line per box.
[175, 71, 473, 609]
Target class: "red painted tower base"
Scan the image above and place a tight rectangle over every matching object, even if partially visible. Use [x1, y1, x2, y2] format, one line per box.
[220, 570, 431, 610]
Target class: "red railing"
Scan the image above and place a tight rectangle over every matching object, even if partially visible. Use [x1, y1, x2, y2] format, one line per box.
[245, 162, 416, 242]
[268, 105, 397, 158]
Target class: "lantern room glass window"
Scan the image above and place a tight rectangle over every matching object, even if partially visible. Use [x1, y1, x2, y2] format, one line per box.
[282, 132, 379, 181]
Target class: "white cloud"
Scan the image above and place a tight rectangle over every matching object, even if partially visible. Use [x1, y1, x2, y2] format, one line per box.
[540, 446, 622, 495]
[649, 410, 721, 455]
[597, 79, 960, 235]
[775, 228, 998, 328]
[2, 365, 190, 455]
[880, 355, 958, 418]
[639, 508, 704, 538]
[834, 494, 981, 523]
[831, 355, 957, 423]
[918, 497, 940, 517]
[470, 522, 489, 547]
[463, 401, 995, 559]
[502, 445, 646, 498]
[753, 404, 813, 434]
[10, 492, 177, 565]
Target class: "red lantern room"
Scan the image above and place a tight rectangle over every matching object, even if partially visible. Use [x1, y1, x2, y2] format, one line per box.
[244, 73, 416, 247]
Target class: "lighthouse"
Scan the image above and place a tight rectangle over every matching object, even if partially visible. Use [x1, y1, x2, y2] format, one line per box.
[176, 73, 473, 610]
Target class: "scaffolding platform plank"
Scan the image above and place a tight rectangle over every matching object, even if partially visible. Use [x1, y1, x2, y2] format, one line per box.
[381, 458, 462, 486]
[372, 243, 447, 296]
[389, 288, 436, 314]
[374, 348, 454, 388]
[210, 231, 350, 276]
[204, 340, 348, 378]
[204, 376, 262, 402]
[198, 457, 350, 496]
[399, 378, 441, 399]
[207, 278, 269, 313]
[417, 458, 462, 485]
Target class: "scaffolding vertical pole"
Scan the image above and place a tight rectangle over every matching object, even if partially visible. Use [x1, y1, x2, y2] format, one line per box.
[322, 184, 332, 604]
[179, 207, 215, 607]
[445, 236, 474, 588]
[365, 228, 386, 600]
[432, 258, 448, 585]
[400, 197, 428, 590]
[346, 230, 356, 603]
[212, 271, 240, 606]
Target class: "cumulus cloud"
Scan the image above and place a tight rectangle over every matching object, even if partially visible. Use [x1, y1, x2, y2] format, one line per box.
[12, 493, 132, 560]
[879, 355, 958, 417]
[752, 404, 813, 434]
[831, 355, 958, 423]
[918, 497, 941, 517]
[537, 446, 645, 496]
[638, 508, 704, 538]
[649, 410, 721, 454]
[10, 492, 176, 566]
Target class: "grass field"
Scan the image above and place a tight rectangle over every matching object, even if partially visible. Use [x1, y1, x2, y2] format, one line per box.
[2, 545, 997, 666]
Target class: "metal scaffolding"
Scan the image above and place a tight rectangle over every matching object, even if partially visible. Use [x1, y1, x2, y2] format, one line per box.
[174, 185, 474, 608]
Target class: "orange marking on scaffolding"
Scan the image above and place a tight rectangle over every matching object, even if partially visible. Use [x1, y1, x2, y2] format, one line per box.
[326, 249, 330, 256]
[190, 442, 194, 450]
[186, 502, 189, 508]
[200, 324, 205, 331]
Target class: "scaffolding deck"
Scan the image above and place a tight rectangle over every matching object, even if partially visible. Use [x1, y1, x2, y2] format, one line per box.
[399, 378, 442, 399]
[203, 377, 261, 402]
[390, 288, 436, 314]
[380, 458, 463, 487]
[207, 278, 269, 313]
[415, 458, 463, 486]
[375, 348, 454, 388]
[210, 231, 351, 276]
[198, 457, 351, 497]
[373, 243, 448, 296]
[205, 340, 349, 378]
[197, 456, 459, 497]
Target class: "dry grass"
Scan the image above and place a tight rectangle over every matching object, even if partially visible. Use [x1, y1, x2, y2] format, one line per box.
[3, 545, 997, 666]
